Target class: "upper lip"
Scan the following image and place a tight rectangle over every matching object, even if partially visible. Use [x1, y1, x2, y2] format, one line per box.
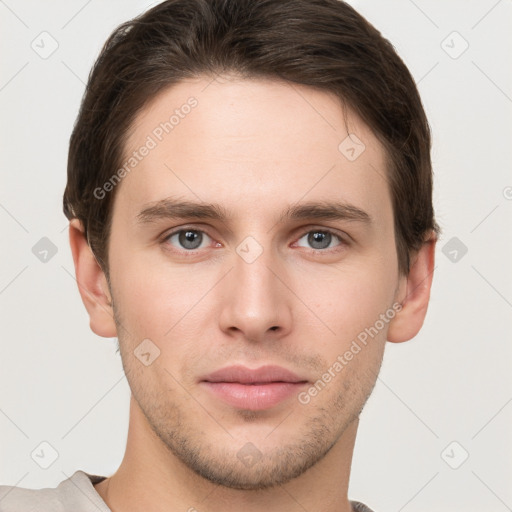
[201, 365, 307, 384]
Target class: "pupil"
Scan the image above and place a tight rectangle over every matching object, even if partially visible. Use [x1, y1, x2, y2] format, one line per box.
[308, 231, 331, 249]
[179, 230, 202, 249]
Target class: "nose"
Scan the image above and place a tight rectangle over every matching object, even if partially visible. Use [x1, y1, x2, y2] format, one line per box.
[218, 242, 293, 344]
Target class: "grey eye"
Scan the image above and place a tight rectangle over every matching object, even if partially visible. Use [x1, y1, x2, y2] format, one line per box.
[168, 230, 210, 250]
[296, 230, 341, 250]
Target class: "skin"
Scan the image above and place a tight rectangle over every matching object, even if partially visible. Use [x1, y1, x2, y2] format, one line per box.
[69, 74, 436, 512]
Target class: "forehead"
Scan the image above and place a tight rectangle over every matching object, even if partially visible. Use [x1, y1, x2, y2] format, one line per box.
[115, 75, 392, 228]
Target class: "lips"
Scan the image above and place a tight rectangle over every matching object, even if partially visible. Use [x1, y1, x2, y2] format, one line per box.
[203, 365, 306, 384]
[200, 365, 308, 410]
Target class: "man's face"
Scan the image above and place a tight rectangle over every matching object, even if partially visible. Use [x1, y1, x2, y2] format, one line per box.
[107, 75, 404, 489]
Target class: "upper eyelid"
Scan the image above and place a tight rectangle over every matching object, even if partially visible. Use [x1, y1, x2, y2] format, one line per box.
[164, 225, 213, 238]
[297, 229, 344, 241]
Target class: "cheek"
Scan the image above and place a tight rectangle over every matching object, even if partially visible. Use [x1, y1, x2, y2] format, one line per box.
[296, 263, 397, 348]
[111, 251, 211, 341]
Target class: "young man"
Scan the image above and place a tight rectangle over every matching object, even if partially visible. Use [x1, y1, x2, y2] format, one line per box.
[0, 0, 438, 510]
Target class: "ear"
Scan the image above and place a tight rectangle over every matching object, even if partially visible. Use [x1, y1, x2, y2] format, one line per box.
[68, 218, 117, 338]
[387, 234, 436, 343]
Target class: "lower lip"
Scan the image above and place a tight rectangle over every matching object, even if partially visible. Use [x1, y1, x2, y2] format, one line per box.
[201, 382, 307, 410]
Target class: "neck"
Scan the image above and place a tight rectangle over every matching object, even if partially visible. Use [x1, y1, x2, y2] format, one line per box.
[94, 395, 358, 512]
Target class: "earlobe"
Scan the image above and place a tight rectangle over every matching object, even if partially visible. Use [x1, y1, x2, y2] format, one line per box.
[387, 234, 437, 343]
[68, 219, 117, 338]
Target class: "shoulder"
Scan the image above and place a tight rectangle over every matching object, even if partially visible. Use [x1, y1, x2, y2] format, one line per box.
[351, 500, 377, 512]
[0, 470, 110, 512]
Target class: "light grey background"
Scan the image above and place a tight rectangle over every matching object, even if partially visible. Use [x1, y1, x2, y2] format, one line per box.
[1, 1, 511, 511]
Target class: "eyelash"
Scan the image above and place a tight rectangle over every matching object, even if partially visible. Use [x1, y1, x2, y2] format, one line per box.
[161, 226, 348, 256]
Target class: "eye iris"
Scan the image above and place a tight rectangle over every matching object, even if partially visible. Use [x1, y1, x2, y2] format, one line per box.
[308, 231, 331, 249]
[179, 230, 202, 249]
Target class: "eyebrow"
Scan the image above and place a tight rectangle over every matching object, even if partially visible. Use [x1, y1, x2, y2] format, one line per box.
[135, 198, 372, 226]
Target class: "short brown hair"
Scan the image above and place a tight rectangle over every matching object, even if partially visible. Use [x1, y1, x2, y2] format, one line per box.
[63, 0, 439, 280]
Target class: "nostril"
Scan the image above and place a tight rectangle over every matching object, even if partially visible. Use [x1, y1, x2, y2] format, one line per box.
[269, 326, 279, 331]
